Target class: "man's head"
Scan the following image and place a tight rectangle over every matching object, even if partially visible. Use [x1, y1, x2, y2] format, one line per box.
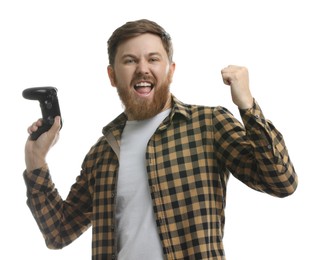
[107, 19, 173, 67]
[107, 19, 175, 120]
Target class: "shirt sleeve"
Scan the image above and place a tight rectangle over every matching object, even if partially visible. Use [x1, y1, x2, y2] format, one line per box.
[213, 99, 298, 197]
[23, 166, 92, 249]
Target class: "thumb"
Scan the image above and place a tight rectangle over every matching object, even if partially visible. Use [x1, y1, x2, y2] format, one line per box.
[46, 116, 61, 144]
[53, 116, 62, 131]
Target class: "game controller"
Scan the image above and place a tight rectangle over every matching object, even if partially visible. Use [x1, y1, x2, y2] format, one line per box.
[22, 86, 62, 140]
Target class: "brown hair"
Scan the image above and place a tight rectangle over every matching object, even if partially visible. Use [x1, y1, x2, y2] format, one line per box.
[107, 19, 173, 66]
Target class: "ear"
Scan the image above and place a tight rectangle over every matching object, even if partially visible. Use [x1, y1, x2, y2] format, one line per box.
[168, 62, 176, 83]
[107, 65, 116, 87]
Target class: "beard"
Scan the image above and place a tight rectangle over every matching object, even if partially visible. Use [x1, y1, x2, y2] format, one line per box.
[116, 74, 172, 121]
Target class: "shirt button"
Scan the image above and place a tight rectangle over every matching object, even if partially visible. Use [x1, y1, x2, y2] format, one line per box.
[267, 144, 272, 149]
[255, 115, 259, 119]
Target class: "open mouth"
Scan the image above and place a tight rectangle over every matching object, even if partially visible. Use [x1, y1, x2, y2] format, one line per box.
[134, 81, 154, 96]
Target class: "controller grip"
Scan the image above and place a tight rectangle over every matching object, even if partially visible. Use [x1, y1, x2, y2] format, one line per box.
[30, 124, 52, 140]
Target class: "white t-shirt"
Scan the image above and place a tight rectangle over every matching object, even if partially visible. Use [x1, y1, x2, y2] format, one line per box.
[116, 109, 171, 260]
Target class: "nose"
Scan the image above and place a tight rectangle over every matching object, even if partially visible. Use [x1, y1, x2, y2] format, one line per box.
[136, 59, 150, 75]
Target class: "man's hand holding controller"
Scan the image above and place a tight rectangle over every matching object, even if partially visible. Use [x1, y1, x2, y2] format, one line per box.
[22, 87, 62, 172]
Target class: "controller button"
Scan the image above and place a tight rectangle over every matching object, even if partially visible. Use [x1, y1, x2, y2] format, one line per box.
[48, 116, 54, 125]
[45, 101, 53, 109]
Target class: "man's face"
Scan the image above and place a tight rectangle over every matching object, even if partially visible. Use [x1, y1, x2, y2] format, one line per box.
[108, 33, 175, 120]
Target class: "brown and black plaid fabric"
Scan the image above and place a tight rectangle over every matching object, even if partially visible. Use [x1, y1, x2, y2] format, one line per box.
[24, 95, 297, 260]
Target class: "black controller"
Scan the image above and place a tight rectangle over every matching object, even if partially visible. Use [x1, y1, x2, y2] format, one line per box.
[22, 86, 62, 140]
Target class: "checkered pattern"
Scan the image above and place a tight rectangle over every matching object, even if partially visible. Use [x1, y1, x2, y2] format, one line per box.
[24, 95, 297, 259]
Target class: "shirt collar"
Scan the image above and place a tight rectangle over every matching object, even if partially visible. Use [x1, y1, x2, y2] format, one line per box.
[170, 94, 192, 120]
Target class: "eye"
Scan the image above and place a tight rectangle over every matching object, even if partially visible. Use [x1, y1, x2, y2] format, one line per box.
[149, 57, 160, 63]
[124, 57, 136, 64]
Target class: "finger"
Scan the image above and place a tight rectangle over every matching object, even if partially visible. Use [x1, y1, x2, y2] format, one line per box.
[47, 116, 61, 146]
[222, 77, 231, 86]
[47, 116, 62, 137]
[52, 116, 62, 132]
[221, 70, 232, 86]
[27, 119, 43, 134]
[35, 118, 43, 127]
[221, 66, 234, 77]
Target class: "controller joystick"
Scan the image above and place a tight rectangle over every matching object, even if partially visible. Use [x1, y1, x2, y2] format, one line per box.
[22, 86, 62, 140]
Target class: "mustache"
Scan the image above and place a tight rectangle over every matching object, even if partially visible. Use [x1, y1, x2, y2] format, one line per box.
[131, 74, 156, 85]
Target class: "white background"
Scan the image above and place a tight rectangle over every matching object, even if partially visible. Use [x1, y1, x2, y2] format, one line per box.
[0, 0, 316, 259]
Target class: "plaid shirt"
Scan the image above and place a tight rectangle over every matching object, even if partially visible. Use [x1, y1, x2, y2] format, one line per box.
[24, 95, 297, 260]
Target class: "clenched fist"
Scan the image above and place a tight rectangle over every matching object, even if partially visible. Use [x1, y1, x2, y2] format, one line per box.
[221, 65, 253, 109]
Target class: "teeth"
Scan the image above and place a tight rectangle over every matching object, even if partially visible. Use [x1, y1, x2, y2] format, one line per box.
[135, 82, 152, 87]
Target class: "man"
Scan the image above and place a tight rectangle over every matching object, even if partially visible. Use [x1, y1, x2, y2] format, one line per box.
[24, 19, 298, 259]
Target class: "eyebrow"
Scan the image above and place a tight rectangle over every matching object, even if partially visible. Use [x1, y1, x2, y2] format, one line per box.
[148, 52, 163, 57]
[120, 52, 163, 60]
